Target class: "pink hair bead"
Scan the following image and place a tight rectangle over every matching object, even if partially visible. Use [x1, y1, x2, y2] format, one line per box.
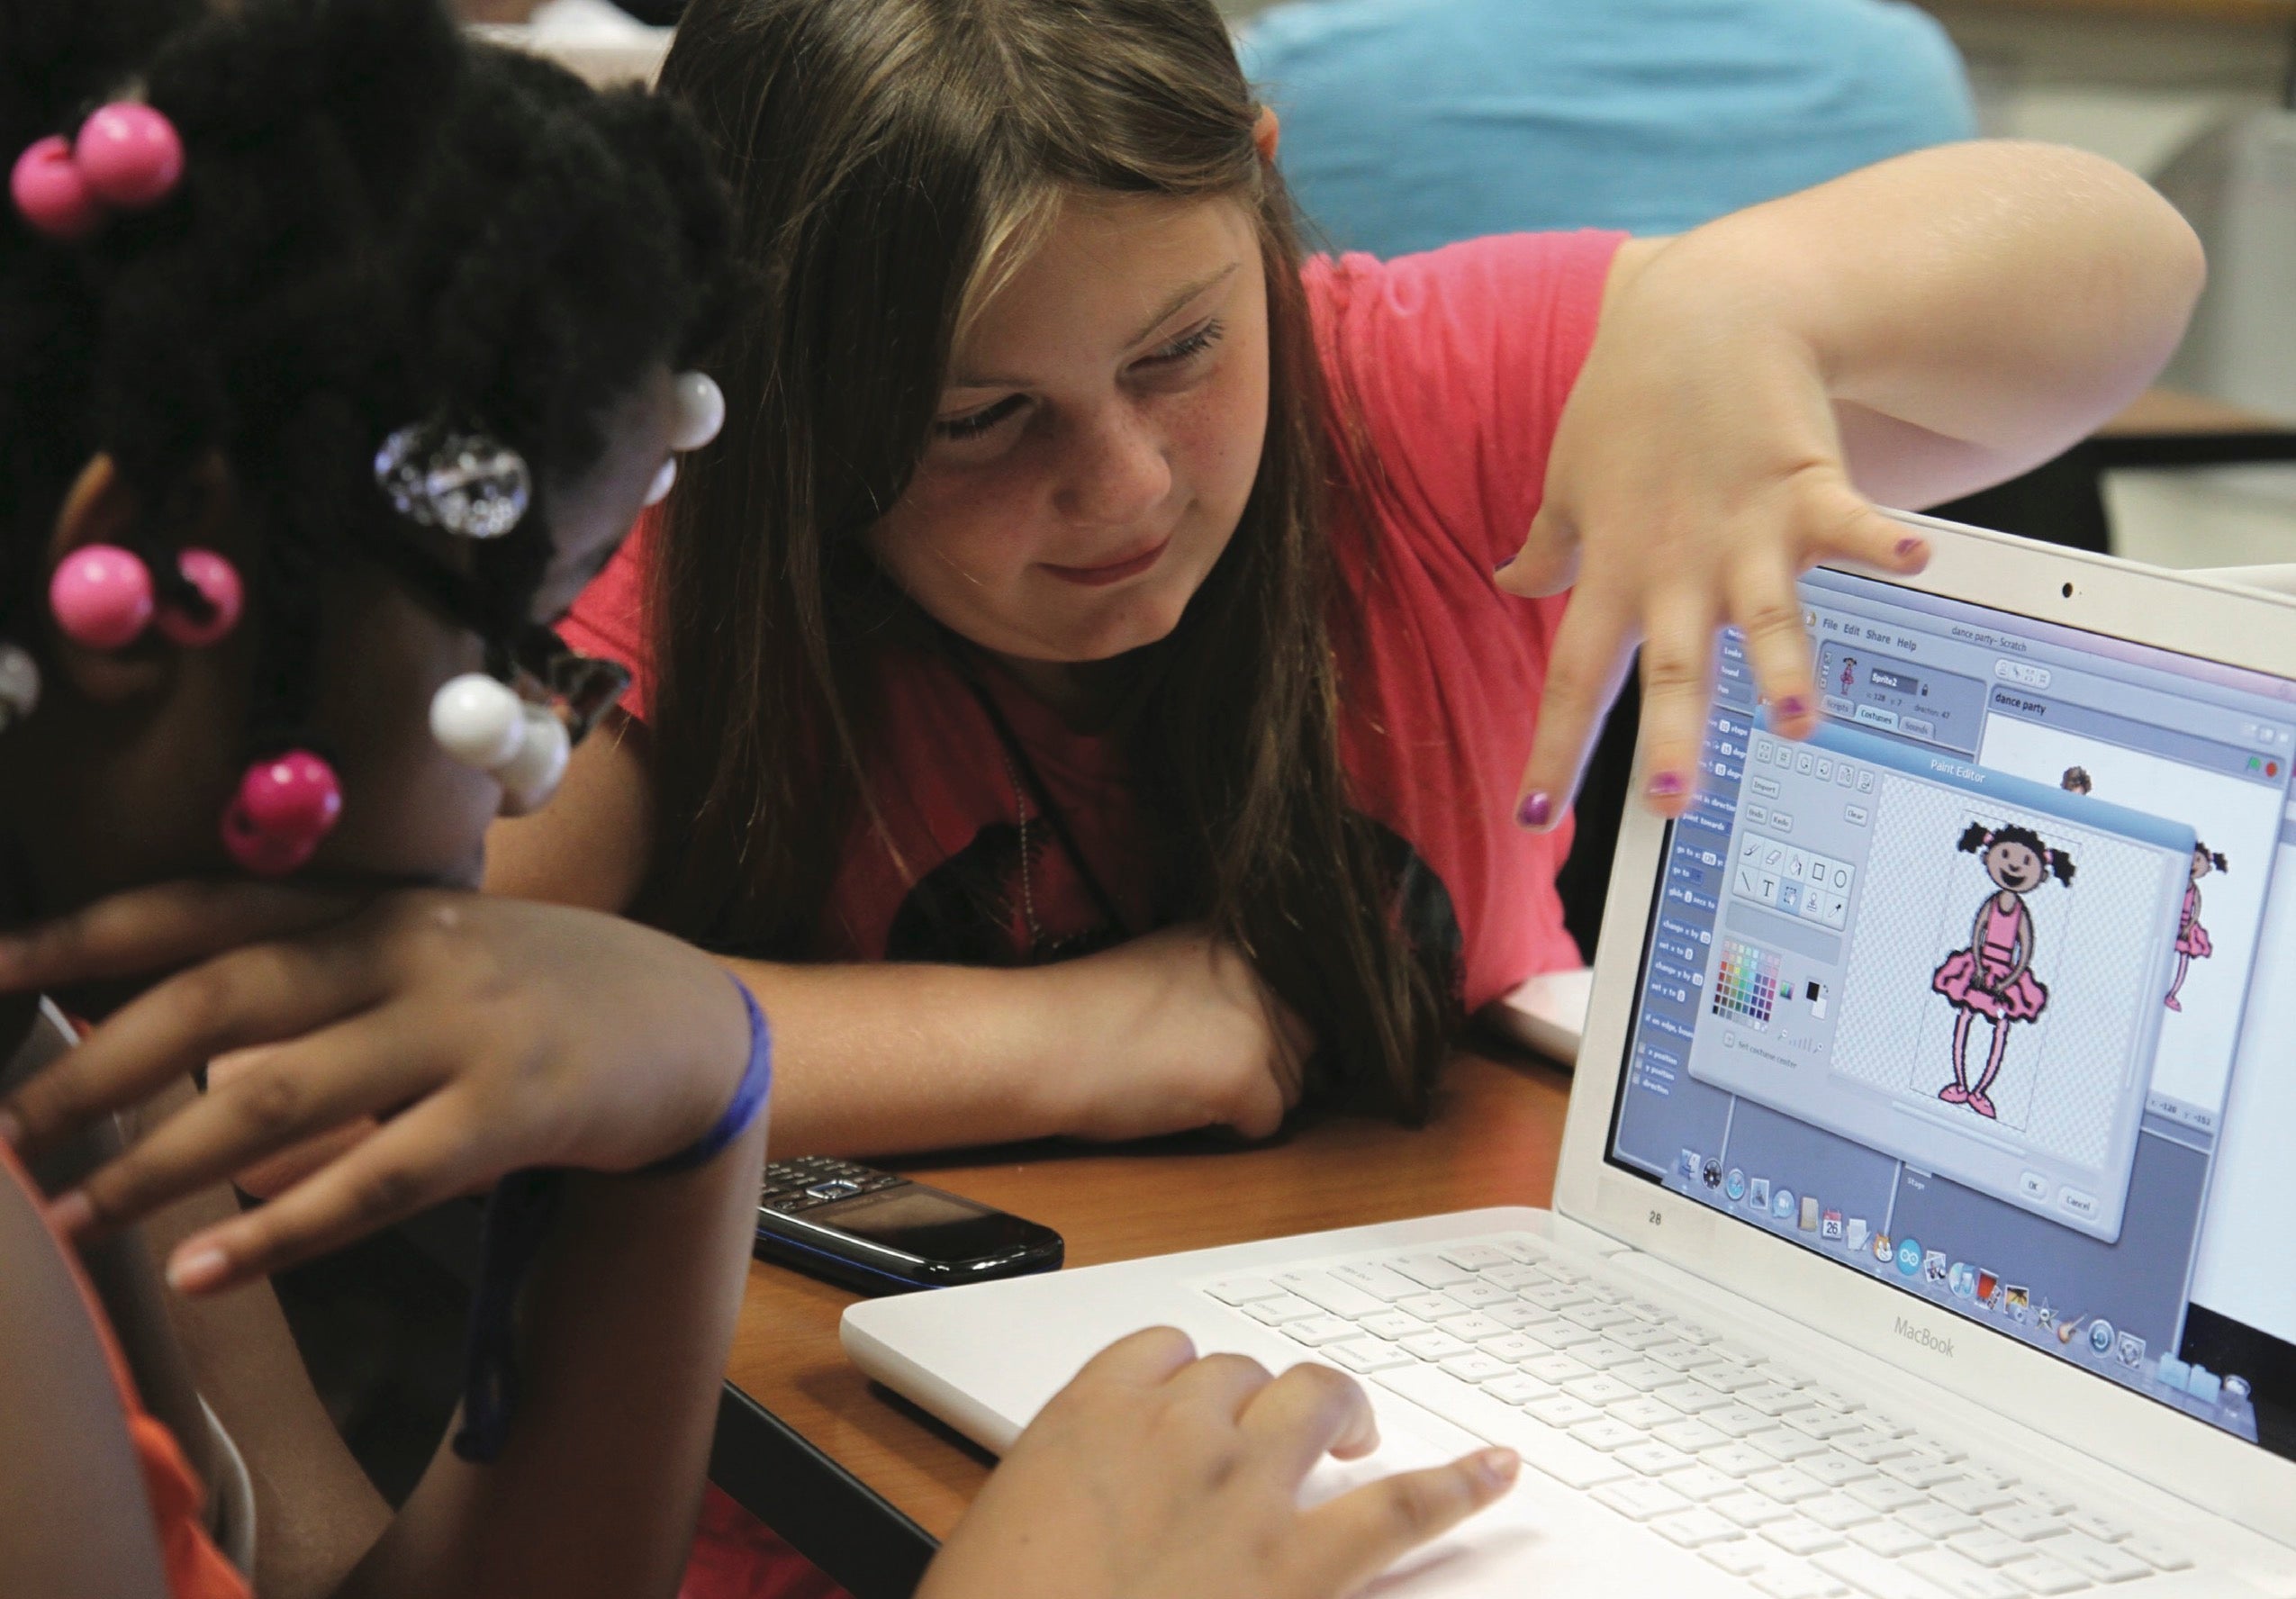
[75, 104, 183, 210]
[50, 544, 156, 650]
[10, 135, 99, 240]
[221, 752, 343, 876]
[154, 548, 245, 647]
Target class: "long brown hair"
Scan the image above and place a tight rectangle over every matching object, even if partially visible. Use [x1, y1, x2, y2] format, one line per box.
[646, 0, 1452, 1118]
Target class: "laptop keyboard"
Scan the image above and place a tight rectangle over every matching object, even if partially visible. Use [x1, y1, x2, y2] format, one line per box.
[1200, 1232, 2193, 1599]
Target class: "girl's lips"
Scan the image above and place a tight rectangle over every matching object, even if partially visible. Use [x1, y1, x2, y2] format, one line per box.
[1041, 538, 1170, 587]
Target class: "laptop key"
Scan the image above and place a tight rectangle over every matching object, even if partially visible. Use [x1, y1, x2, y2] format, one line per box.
[2041, 1533, 2151, 1584]
[1752, 1567, 1851, 1598]
[1397, 1330, 1473, 1360]
[1271, 1269, 1386, 1320]
[1434, 1313, 1509, 1342]
[1611, 1360, 1676, 1392]
[1521, 1352, 1594, 1384]
[1397, 1291, 1468, 1321]
[1982, 1506, 2064, 1543]
[1328, 1261, 1421, 1303]
[1593, 1477, 1694, 1522]
[2118, 1534, 2190, 1571]
[1478, 1332, 1547, 1362]
[1391, 1253, 1477, 1289]
[1803, 1452, 1878, 1487]
[1203, 1277, 1284, 1305]
[1562, 1374, 1637, 1406]
[1802, 1495, 1880, 1531]
[1523, 1394, 1603, 1428]
[1946, 1530, 2030, 1569]
[1845, 1478, 1927, 1514]
[1654, 1419, 1729, 1452]
[1846, 1520, 1930, 1558]
[1281, 1315, 1360, 1346]
[1447, 1280, 1517, 1309]
[1651, 1508, 1748, 1549]
[1479, 1264, 1547, 1291]
[1898, 1504, 1979, 1540]
[1815, 1545, 1960, 1598]
[1243, 1295, 1324, 1325]
[1703, 1442, 1775, 1478]
[1437, 1352, 1514, 1383]
[1319, 1337, 1415, 1375]
[1481, 1374, 1550, 1405]
[1713, 1492, 1797, 1529]
[1373, 1363, 1630, 1489]
[1614, 1441, 1694, 1476]
[1708, 1405, 1774, 1438]
[1569, 1418, 1644, 1452]
[1764, 1518, 1848, 1558]
[1609, 1395, 1681, 1428]
[1437, 1242, 1514, 1272]
[1358, 1310, 1432, 1342]
[1905, 1547, 2021, 1597]
[1668, 1464, 1743, 1503]
[2000, 1558, 2088, 1595]
[1484, 1302, 1555, 1332]
[1655, 1379, 1734, 1414]
[1935, 1481, 2018, 1516]
[1703, 1540, 1776, 1578]
[1749, 1468, 1828, 1504]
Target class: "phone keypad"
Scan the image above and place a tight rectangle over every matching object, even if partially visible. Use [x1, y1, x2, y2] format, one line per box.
[760, 1155, 906, 1214]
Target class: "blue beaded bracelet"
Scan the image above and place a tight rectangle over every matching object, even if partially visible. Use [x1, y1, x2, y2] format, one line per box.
[452, 976, 772, 1463]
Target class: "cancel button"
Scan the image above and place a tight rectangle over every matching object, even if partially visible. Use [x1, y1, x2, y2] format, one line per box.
[2060, 1187, 2100, 1220]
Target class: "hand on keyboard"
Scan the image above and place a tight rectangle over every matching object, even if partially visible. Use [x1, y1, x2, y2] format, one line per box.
[917, 1325, 1522, 1599]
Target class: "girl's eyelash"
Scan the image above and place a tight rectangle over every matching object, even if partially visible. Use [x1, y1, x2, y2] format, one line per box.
[1146, 318, 1224, 365]
[934, 393, 1026, 439]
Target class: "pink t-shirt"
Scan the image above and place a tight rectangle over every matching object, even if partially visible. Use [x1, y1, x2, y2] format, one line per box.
[565, 230, 1623, 1008]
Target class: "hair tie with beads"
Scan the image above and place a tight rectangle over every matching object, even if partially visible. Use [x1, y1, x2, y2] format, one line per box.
[11, 103, 184, 241]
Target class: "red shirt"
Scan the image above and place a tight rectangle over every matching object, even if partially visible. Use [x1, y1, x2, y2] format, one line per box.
[565, 230, 1623, 1008]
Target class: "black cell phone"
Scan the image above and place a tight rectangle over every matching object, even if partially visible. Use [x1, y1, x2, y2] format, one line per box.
[754, 1156, 1064, 1295]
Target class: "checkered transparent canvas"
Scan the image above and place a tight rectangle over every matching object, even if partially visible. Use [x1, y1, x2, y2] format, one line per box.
[1829, 775, 2175, 1170]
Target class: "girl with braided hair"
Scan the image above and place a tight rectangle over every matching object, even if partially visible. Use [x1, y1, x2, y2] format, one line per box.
[0, 5, 1518, 1594]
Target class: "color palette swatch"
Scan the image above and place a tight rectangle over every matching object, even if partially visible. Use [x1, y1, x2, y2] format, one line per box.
[1712, 937, 1780, 1027]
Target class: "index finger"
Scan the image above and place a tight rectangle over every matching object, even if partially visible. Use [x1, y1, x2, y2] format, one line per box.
[0, 880, 363, 994]
[1236, 1361, 1380, 1481]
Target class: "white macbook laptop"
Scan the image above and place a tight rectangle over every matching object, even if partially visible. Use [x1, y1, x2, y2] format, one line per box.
[845, 513, 2296, 1598]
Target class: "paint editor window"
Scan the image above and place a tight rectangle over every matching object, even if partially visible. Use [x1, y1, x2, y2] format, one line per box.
[1687, 723, 2192, 1242]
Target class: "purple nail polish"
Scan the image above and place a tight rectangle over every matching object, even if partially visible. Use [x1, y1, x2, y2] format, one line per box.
[1515, 791, 1553, 829]
[1647, 771, 1686, 800]
[1776, 695, 1810, 720]
[1895, 536, 1926, 559]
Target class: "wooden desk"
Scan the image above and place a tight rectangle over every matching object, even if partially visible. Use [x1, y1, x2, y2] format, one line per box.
[711, 1050, 1574, 1597]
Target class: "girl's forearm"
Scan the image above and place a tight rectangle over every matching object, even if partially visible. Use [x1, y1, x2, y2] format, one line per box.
[1641, 140, 2204, 498]
[731, 932, 1289, 1157]
[341, 1122, 766, 1599]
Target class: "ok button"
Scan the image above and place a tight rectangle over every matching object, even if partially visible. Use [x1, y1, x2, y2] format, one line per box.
[2019, 1171, 2048, 1201]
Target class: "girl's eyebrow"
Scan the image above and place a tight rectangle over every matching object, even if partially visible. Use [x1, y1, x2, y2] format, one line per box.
[945, 262, 1240, 390]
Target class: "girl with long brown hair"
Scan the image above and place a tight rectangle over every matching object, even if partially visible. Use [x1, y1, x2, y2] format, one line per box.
[515, 0, 2201, 1152]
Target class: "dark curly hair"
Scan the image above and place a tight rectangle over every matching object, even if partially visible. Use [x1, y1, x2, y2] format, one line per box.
[1, 0, 733, 754]
[1958, 821, 2075, 887]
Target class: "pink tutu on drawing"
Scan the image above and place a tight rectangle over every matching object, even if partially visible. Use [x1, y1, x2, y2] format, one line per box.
[2175, 886, 2211, 958]
[1932, 949, 2048, 1023]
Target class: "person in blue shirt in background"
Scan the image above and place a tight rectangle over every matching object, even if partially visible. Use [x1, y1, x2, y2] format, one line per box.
[1239, 0, 1977, 257]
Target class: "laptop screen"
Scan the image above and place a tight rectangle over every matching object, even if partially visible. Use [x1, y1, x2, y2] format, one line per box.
[1604, 565, 2296, 1464]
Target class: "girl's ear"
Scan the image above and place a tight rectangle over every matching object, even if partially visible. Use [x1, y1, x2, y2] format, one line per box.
[1252, 105, 1280, 165]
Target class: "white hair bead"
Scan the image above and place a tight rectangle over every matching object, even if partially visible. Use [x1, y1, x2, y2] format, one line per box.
[0, 643, 40, 732]
[429, 673, 525, 769]
[643, 456, 678, 507]
[668, 370, 724, 453]
[495, 701, 570, 816]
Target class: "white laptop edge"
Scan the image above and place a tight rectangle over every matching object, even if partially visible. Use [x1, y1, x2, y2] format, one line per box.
[1556, 510, 2296, 1552]
[845, 511, 2296, 1557]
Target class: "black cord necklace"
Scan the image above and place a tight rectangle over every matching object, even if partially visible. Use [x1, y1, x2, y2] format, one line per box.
[938, 635, 1133, 946]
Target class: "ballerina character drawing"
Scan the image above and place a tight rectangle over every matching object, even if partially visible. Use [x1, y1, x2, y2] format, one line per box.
[2165, 843, 2226, 1012]
[1932, 822, 2075, 1119]
[1840, 656, 1858, 697]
